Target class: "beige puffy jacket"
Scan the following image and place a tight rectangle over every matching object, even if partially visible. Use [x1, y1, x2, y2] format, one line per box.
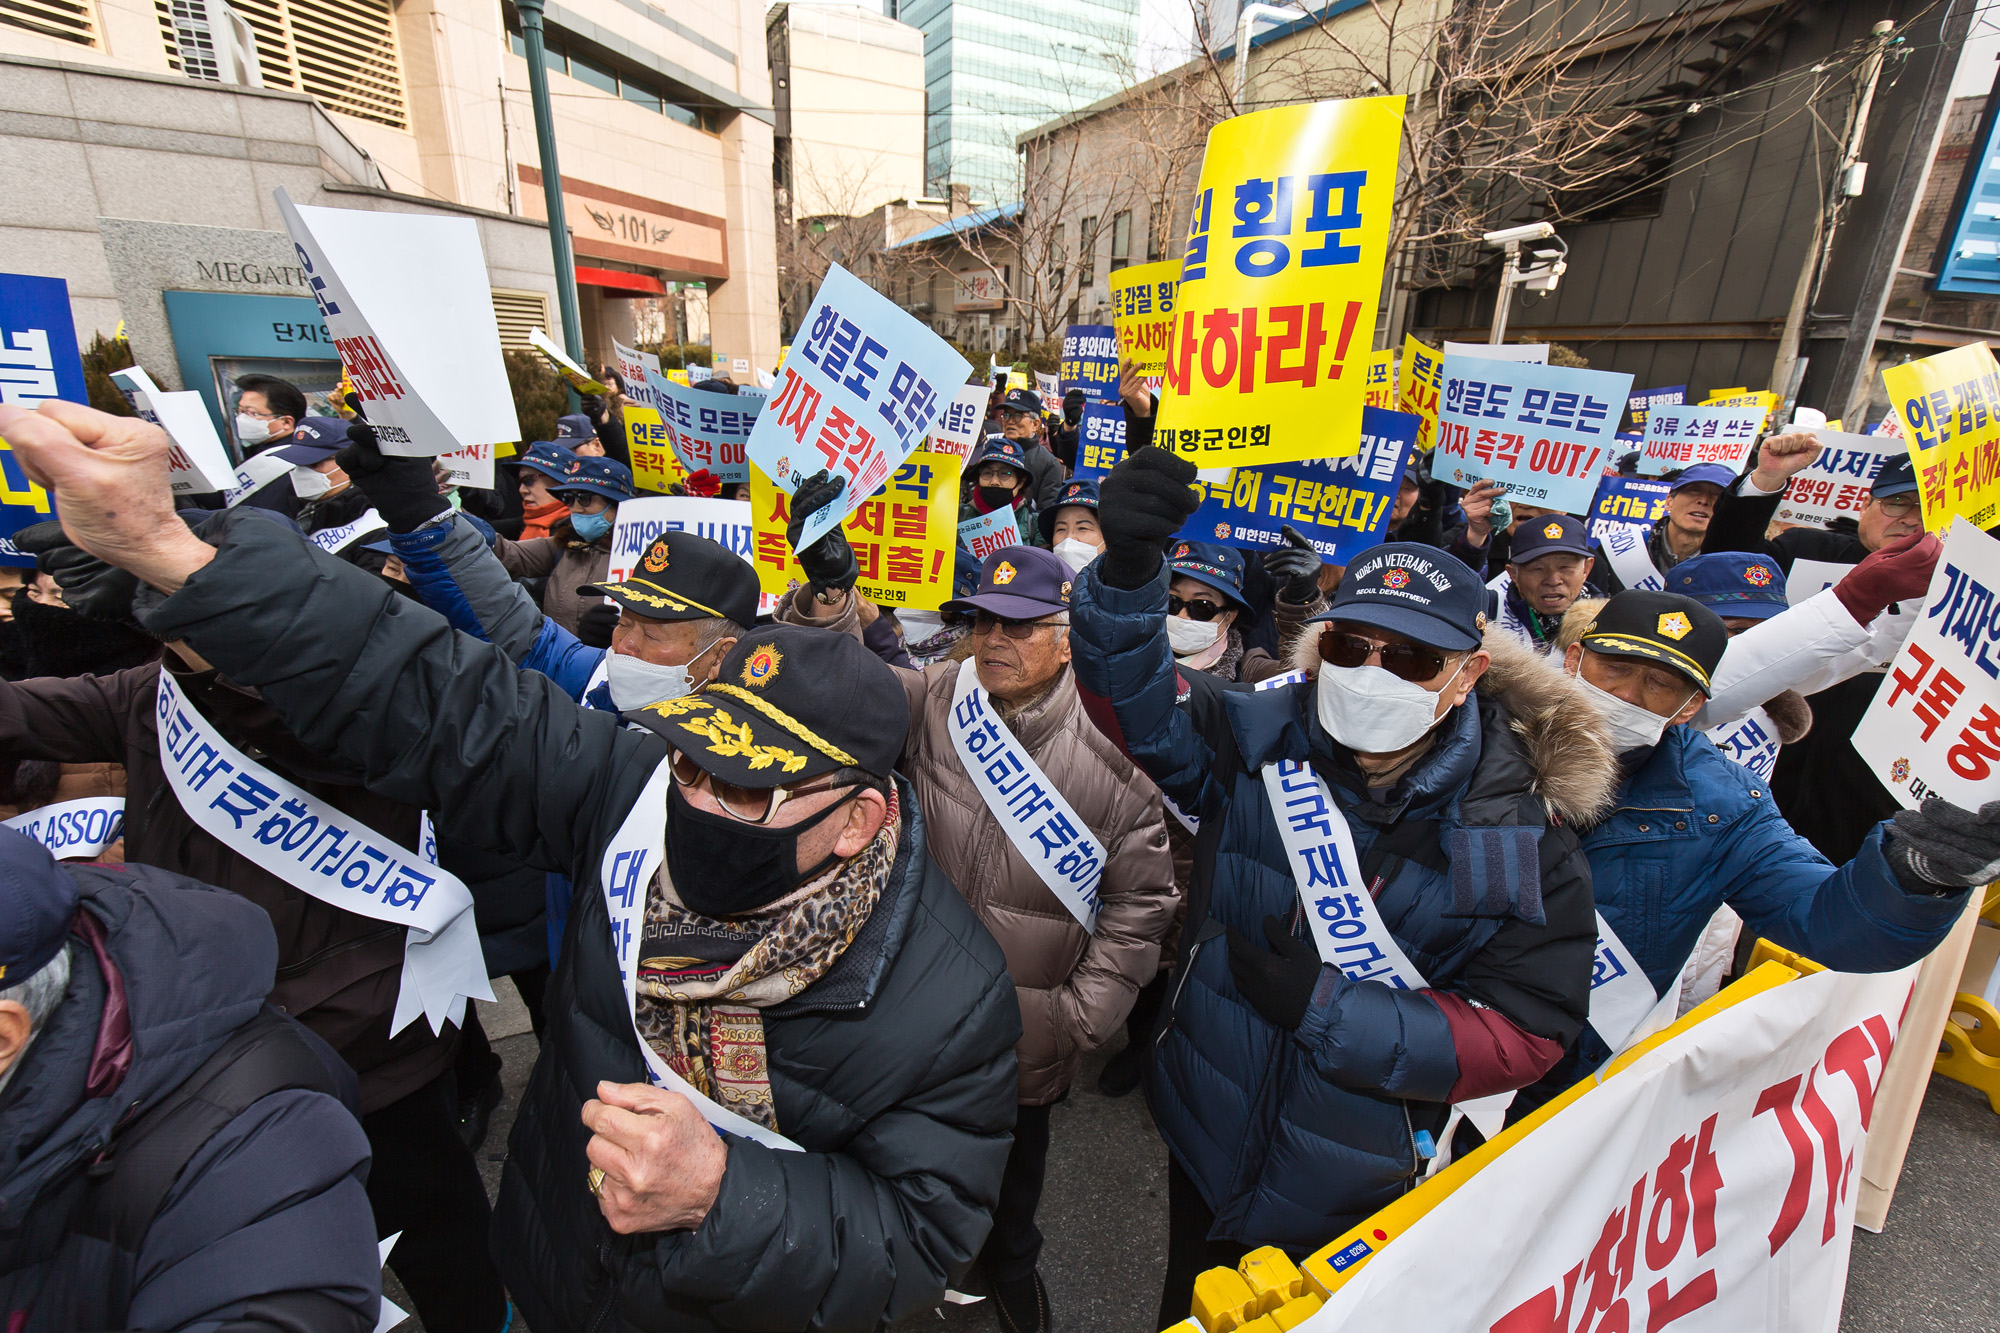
[781, 592, 1178, 1104]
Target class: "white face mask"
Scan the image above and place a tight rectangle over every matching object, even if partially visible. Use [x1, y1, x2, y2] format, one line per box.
[606, 637, 720, 711]
[1053, 538, 1101, 575]
[1166, 615, 1222, 657]
[1572, 673, 1691, 755]
[1315, 658, 1465, 754]
[290, 466, 332, 499]
[236, 413, 276, 444]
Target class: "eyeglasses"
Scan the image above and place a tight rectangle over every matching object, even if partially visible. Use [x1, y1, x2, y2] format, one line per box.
[972, 610, 1068, 639]
[1873, 493, 1920, 517]
[1318, 628, 1451, 683]
[1167, 595, 1228, 621]
[669, 748, 854, 825]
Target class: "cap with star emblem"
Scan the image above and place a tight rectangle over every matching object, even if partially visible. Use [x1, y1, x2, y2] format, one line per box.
[942, 545, 1071, 619]
[1667, 552, 1787, 622]
[627, 625, 908, 785]
[582, 530, 761, 625]
[1579, 590, 1728, 695]
[1505, 512, 1594, 563]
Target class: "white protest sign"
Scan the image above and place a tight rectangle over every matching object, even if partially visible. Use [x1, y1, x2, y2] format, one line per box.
[1772, 430, 1903, 528]
[687, 363, 712, 385]
[109, 365, 236, 495]
[611, 338, 654, 409]
[929, 383, 991, 460]
[1637, 404, 1765, 476]
[1035, 371, 1062, 412]
[530, 328, 608, 395]
[274, 187, 517, 456]
[606, 495, 755, 584]
[639, 348, 663, 407]
[747, 264, 971, 551]
[1298, 964, 1916, 1333]
[1432, 357, 1633, 515]
[435, 442, 494, 490]
[1785, 558, 1849, 606]
[958, 507, 1022, 563]
[1853, 517, 2000, 810]
[654, 377, 757, 483]
[1442, 341, 1549, 363]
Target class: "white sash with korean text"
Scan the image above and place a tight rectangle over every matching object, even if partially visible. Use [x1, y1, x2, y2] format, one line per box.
[1599, 522, 1664, 593]
[4, 798, 125, 860]
[1587, 909, 1665, 1052]
[946, 658, 1103, 932]
[1702, 705, 1782, 781]
[597, 758, 802, 1151]
[153, 670, 491, 1035]
[1161, 668, 1308, 836]
[308, 508, 384, 555]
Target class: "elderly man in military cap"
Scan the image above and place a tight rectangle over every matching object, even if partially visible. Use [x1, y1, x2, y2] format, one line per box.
[0, 399, 1022, 1333]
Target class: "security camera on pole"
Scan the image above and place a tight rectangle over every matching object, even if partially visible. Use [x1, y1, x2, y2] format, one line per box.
[1482, 222, 1568, 345]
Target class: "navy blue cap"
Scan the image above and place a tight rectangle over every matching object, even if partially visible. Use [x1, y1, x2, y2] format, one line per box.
[508, 440, 580, 483]
[998, 388, 1043, 416]
[274, 416, 351, 464]
[942, 545, 1072, 619]
[1669, 463, 1737, 492]
[1871, 453, 1918, 498]
[0, 827, 77, 983]
[1038, 476, 1100, 542]
[554, 456, 635, 504]
[1670, 552, 1788, 621]
[1308, 542, 1486, 650]
[1166, 540, 1249, 612]
[969, 435, 1032, 477]
[1508, 513, 1595, 563]
[553, 413, 595, 444]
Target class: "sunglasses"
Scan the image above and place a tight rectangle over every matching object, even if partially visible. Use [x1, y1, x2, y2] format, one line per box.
[1167, 595, 1229, 622]
[669, 748, 855, 825]
[1318, 628, 1452, 683]
[973, 610, 1069, 640]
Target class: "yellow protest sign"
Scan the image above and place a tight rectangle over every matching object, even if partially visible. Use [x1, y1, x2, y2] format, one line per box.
[1399, 336, 1444, 451]
[666, 368, 691, 387]
[1109, 259, 1181, 380]
[528, 328, 607, 395]
[624, 405, 685, 495]
[1700, 387, 1779, 431]
[1363, 348, 1396, 409]
[750, 450, 963, 610]
[1156, 96, 1404, 467]
[1884, 342, 2000, 530]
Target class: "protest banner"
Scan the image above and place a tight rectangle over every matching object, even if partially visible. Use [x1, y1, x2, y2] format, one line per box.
[1073, 400, 1130, 479]
[1852, 517, 2000, 810]
[750, 450, 963, 610]
[1882, 342, 2000, 531]
[655, 375, 756, 482]
[0, 272, 86, 410]
[1701, 386, 1781, 431]
[108, 365, 236, 496]
[1431, 355, 1633, 514]
[1157, 97, 1404, 468]
[1628, 385, 1687, 431]
[1785, 558, 1848, 606]
[746, 263, 971, 551]
[606, 496, 754, 583]
[1442, 341, 1548, 363]
[1400, 336, 1444, 451]
[1109, 259, 1180, 379]
[436, 442, 494, 490]
[1637, 403, 1765, 476]
[1035, 372, 1062, 412]
[1584, 474, 1671, 542]
[1363, 349, 1395, 409]
[1172, 406, 1418, 564]
[1771, 429, 1904, 528]
[623, 405, 685, 494]
[958, 506, 1023, 562]
[928, 383, 990, 460]
[1268, 959, 1916, 1333]
[611, 338, 655, 409]
[1060, 324, 1119, 404]
[688, 364, 713, 385]
[273, 189, 518, 456]
[665, 367, 691, 388]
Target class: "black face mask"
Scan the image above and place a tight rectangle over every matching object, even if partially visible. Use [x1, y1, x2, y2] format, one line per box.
[10, 588, 159, 680]
[976, 484, 1019, 512]
[663, 780, 858, 917]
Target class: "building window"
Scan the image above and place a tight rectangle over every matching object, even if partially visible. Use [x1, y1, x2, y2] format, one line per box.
[1147, 204, 1164, 262]
[490, 288, 552, 351]
[4, 0, 99, 48]
[159, 0, 409, 129]
[1078, 216, 1096, 287]
[508, 28, 722, 134]
[1110, 211, 1130, 271]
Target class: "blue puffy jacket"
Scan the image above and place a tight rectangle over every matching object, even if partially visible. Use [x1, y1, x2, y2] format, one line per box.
[1069, 565, 1617, 1251]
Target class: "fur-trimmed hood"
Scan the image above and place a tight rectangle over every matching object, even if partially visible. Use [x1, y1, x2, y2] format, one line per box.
[1289, 623, 1620, 828]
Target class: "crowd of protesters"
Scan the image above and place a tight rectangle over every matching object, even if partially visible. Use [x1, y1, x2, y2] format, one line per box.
[1, 355, 1995, 1333]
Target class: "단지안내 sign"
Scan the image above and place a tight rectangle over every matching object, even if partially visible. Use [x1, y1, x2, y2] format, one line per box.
[750, 451, 963, 610]
[927, 383, 989, 461]
[1772, 430, 1904, 528]
[1158, 97, 1405, 467]
[747, 264, 971, 552]
[1108, 260, 1179, 380]
[1853, 517, 2000, 809]
[1432, 356, 1633, 514]
[0, 272, 87, 409]
[1060, 324, 1119, 403]
[1882, 342, 2000, 531]
[1072, 400, 1130, 479]
[654, 375, 756, 483]
[1637, 404, 1765, 476]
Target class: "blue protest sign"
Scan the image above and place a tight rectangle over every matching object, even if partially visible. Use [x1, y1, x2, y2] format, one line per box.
[652, 375, 758, 483]
[1584, 474, 1671, 541]
[1637, 403, 1764, 476]
[1060, 324, 1119, 403]
[0, 273, 87, 410]
[1074, 400, 1130, 479]
[0, 439, 54, 568]
[1173, 407, 1419, 564]
[1626, 385, 1685, 430]
[1432, 357, 1634, 515]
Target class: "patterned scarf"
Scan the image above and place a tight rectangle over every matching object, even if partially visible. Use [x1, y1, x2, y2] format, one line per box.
[633, 786, 901, 1130]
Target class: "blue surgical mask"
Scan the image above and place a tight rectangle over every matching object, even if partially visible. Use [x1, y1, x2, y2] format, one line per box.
[569, 509, 612, 542]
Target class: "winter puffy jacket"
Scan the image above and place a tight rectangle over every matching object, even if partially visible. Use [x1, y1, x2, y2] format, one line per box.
[494, 516, 613, 636]
[1, 863, 378, 1332]
[142, 511, 1024, 1333]
[1068, 562, 1615, 1252]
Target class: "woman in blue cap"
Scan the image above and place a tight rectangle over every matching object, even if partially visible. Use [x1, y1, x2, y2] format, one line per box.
[492, 454, 636, 638]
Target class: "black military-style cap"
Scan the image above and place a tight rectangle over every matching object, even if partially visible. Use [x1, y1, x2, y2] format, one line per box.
[1578, 590, 1729, 696]
[628, 625, 908, 786]
[583, 530, 761, 626]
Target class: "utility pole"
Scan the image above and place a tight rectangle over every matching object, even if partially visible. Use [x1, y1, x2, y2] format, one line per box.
[515, 0, 586, 381]
[1769, 21, 1896, 413]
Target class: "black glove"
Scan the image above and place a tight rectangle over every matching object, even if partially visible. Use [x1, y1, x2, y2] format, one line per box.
[1262, 524, 1324, 602]
[335, 421, 450, 533]
[1096, 446, 1199, 589]
[576, 600, 620, 649]
[12, 521, 141, 625]
[1226, 914, 1324, 1031]
[785, 470, 858, 596]
[1888, 797, 2000, 893]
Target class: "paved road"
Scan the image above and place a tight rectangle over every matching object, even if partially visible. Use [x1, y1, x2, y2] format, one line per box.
[389, 990, 2000, 1333]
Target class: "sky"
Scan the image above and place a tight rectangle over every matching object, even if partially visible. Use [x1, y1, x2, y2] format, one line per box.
[1953, 4, 2000, 100]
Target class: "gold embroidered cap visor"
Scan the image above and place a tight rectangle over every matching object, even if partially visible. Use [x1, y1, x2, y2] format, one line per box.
[581, 530, 763, 625]
[1577, 590, 1728, 697]
[623, 625, 911, 787]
